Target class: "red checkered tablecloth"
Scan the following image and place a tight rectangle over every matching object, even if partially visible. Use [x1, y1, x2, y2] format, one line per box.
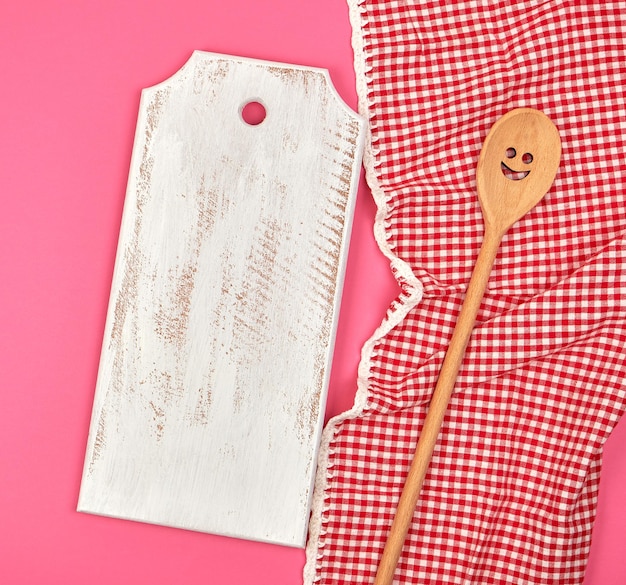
[304, 1, 626, 583]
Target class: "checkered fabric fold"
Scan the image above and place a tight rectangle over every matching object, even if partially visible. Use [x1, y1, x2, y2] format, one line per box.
[304, 1, 626, 584]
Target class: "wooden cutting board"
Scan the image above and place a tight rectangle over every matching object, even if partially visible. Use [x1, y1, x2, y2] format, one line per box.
[78, 51, 365, 547]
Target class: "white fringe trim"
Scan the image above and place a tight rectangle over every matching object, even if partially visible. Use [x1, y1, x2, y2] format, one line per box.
[302, 1, 424, 583]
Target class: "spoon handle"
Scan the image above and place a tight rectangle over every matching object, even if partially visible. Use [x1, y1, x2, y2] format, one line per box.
[373, 227, 503, 585]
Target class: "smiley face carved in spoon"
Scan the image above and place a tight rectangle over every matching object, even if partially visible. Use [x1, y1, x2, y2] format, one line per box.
[501, 147, 533, 180]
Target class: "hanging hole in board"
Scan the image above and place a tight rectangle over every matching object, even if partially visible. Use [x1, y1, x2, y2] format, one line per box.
[241, 100, 267, 126]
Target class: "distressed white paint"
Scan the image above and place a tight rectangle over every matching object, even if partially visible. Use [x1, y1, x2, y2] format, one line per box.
[77, 52, 365, 547]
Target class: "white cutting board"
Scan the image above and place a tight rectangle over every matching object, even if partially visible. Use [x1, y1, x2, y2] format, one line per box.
[78, 51, 365, 547]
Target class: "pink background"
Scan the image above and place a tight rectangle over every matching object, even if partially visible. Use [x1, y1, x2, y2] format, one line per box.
[1, 1, 624, 583]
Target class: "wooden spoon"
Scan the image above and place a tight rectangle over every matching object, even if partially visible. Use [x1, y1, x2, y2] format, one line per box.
[373, 108, 561, 585]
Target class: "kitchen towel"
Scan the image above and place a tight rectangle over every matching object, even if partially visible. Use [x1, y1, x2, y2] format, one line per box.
[305, 1, 626, 583]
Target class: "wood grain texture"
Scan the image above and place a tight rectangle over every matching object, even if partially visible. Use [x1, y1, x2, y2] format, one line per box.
[78, 51, 365, 547]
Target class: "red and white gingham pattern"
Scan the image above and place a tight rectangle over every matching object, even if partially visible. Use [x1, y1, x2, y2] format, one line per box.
[304, 1, 626, 584]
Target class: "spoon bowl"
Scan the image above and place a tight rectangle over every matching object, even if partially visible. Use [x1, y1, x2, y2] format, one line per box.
[477, 108, 561, 235]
